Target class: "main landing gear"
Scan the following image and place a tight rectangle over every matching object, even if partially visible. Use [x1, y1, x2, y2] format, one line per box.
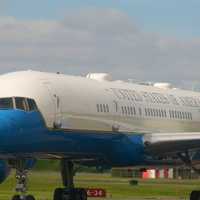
[190, 191, 200, 200]
[53, 160, 87, 200]
[11, 160, 35, 200]
[177, 152, 200, 200]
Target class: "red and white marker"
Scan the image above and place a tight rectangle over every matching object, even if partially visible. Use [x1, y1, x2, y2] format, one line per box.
[86, 188, 106, 198]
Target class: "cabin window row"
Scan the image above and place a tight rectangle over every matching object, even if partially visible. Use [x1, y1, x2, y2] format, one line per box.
[97, 104, 109, 113]
[145, 108, 167, 118]
[169, 110, 192, 120]
[121, 106, 136, 116]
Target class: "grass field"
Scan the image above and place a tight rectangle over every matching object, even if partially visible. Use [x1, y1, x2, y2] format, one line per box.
[0, 171, 199, 200]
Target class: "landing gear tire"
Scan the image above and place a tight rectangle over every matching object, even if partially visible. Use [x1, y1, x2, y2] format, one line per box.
[54, 188, 64, 200]
[12, 195, 20, 200]
[11, 195, 36, 200]
[73, 189, 87, 200]
[190, 191, 200, 200]
[26, 195, 36, 200]
[79, 189, 87, 200]
[53, 188, 87, 200]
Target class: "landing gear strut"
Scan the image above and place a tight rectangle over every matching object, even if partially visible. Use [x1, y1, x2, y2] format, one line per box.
[53, 160, 87, 200]
[11, 160, 35, 200]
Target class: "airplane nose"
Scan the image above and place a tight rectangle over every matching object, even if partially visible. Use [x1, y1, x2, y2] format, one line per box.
[0, 110, 46, 153]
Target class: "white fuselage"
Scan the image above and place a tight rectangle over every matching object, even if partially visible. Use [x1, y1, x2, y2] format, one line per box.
[0, 70, 200, 134]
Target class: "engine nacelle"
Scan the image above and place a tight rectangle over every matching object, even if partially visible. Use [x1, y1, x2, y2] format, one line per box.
[0, 160, 10, 184]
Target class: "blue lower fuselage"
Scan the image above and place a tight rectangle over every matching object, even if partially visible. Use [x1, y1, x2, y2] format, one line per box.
[0, 110, 146, 167]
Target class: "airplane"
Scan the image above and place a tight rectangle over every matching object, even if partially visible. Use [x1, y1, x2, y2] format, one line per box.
[0, 70, 200, 200]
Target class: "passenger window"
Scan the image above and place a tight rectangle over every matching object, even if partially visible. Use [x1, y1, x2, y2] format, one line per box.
[106, 104, 109, 112]
[153, 109, 156, 117]
[27, 99, 38, 111]
[161, 110, 164, 118]
[139, 108, 142, 116]
[130, 107, 133, 115]
[133, 107, 136, 115]
[180, 112, 183, 119]
[169, 110, 172, 118]
[178, 111, 180, 119]
[158, 110, 161, 117]
[122, 106, 124, 114]
[155, 109, 158, 117]
[147, 108, 149, 116]
[182, 112, 185, 119]
[100, 104, 103, 112]
[150, 108, 153, 116]
[177, 111, 180, 118]
[103, 104, 106, 112]
[15, 97, 28, 111]
[190, 113, 193, 120]
[127, 107, 130, 115]
[185, 112, 188, 119]
[0, 98, 13, 109]
[164, 110, 167, 118]
[177, 111, 180, 119]
[124, 107, 127, 115]
[174, 111, 177, 118]
[145, 108, 147, 116]
[172, 110, 175, 118]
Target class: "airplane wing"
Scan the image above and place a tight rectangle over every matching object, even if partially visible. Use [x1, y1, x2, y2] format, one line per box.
[143, 132, 200, 156]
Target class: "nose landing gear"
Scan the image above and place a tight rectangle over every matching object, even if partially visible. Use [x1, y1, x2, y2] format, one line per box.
[10, 159, 86, 200]
[53, 160, 87, 200]
[11, 160, 35, 200]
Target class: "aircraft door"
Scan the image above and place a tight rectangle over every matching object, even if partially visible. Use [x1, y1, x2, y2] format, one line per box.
[112, 100, 120, 132]
[53, 94, 62, 128]
[43, 82, 62, 129]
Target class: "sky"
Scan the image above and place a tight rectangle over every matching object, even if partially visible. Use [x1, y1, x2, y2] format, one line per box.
[1, 0, 200, 87]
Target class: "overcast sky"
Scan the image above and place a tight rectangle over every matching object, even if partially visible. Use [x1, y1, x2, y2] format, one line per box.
[1, 0, 200, 88]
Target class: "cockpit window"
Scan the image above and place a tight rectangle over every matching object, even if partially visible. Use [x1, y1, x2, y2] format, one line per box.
[0, 98, 13, 109]
[15, 97, 28, 111]
[27, 98, 38, 111]
[0, 97, 38, 111]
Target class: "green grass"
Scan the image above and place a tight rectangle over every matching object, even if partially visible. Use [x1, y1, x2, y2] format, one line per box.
[0, 171, 198, 200]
